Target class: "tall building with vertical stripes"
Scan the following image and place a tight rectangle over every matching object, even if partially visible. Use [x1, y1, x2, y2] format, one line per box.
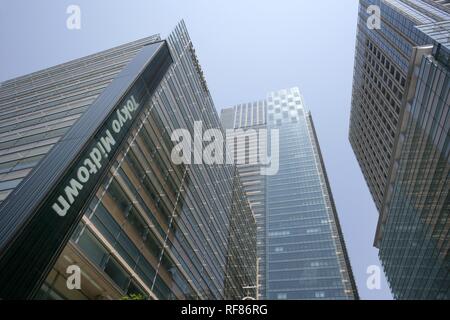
[349, 0, 449, 299]
[221, 99, 268, 299]
[221, 87, 358, 300]
[0, 22, 257, 300]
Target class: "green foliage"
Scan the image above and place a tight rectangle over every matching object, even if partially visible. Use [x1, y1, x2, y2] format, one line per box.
[120, 293, 148, 300]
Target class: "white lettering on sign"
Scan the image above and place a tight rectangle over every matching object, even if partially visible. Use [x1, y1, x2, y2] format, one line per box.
[52, 95, 140, 216]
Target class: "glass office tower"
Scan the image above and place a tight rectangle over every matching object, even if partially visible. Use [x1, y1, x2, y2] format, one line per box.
[221, 100, 267, 299]
[349, 0, 449, 299]
[221, 88, 358, 300]
[0, 22, 257, 300]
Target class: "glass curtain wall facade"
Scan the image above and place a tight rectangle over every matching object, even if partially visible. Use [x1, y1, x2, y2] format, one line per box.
[221, 100, 267, 299]
[0, 22, 256, 300]
[0, 35, 160, 205]
[349, 0, 449, 299]
[221, 87, 358, 300]
[379, 45, 449, 299]
[350, 0, 449, 211]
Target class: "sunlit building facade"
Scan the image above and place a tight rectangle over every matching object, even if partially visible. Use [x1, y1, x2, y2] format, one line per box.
[0, 22, 256, 300]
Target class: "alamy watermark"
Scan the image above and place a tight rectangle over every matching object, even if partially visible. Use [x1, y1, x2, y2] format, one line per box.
[367, 5, 381, 30]
[66, 265, 81, 290]
[366, 265, 381, 290]
[66, 5, 81, 30]
[170, 121, 279, 176]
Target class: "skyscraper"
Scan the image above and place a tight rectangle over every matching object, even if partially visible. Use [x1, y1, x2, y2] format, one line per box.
[221, 87, 358, 300]
[0, 22, 257, 300]
[349, 0, 449, 299]
[220, 100, 268, 299]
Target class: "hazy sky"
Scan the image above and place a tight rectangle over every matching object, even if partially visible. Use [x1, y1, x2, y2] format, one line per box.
[0, 0, 392, 299]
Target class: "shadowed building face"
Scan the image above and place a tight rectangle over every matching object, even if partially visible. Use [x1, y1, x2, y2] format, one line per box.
[349, 0, 450, 299]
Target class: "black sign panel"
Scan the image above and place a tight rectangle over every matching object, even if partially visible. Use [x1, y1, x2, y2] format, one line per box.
[0, 41, 172, 299]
